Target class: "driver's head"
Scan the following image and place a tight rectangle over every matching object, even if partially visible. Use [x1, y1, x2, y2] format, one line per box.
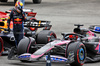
[15, 1, 23, 13]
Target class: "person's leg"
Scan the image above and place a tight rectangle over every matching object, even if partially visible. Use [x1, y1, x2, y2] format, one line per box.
[17, 29, 24, 45]
[13, 31, 19, 47]
[8, 30, 18, 59]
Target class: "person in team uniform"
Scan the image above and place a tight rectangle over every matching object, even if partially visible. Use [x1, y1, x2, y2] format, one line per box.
[7, 1, 26, 59]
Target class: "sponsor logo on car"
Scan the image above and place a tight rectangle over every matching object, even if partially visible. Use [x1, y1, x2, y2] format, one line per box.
[46, 55, 67, 62]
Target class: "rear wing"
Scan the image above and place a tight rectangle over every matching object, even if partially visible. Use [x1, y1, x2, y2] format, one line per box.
[23, 9, 34, 12]
[0, 11, 8, 19]
[6, 9, 34, 13]
[5, 8, 37, 17]
[24, 20, 50, 27]
[23, 9, 37, 17]
[0, 11, 7, 15]
[24, 20, 52, 30]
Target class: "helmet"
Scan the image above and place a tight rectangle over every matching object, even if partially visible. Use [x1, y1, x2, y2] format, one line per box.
[15, 1, 23, 13]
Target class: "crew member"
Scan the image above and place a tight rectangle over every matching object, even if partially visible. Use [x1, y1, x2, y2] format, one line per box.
[7, 1, 26, 47]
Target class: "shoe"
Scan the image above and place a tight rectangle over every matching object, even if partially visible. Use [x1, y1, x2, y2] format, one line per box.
[8, 46, 17, 60]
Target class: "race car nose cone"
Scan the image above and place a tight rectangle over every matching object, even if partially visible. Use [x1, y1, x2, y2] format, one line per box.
[18, 53, 31, 61]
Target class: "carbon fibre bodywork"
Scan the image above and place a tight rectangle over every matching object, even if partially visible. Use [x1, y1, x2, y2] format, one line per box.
[72, 24, 100, 62]
[18, 40, 72, 61]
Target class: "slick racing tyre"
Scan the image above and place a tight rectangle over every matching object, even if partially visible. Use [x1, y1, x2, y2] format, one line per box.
[0, 37, 3, 56]
[18, 37, 36, 55]
[67, 42, 86, 66]
[36, 30, 57, 44]
[33, 0, 42, 4]
[0, 0, 8, 2]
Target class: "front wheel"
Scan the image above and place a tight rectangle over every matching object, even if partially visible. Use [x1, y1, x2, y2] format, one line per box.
[33, 0, 42, 4]
[67, 42, 86, 66]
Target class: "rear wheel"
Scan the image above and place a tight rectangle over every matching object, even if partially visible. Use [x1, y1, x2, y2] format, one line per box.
[36, 30, 57, 44]
[0, 0, 8, 2]
[33, 0, 42, 4]
[67, 42, 86, 66]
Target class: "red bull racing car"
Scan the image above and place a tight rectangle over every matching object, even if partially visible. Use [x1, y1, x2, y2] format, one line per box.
[0, 9, 37, 30]
[0, 9, 57, 55]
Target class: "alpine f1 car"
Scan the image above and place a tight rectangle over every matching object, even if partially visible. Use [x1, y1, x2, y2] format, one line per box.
[7, 25, 87, 66]
[9, 24, 100, 66]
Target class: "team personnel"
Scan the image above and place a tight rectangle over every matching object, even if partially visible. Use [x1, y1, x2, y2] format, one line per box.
[7, 1, 26, 47]
[7, 1, 26, 59]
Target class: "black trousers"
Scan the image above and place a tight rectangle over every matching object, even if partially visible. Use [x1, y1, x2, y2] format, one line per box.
[13, 29, 24, 46]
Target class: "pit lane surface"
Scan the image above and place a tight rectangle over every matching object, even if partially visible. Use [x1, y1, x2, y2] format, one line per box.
[0, 0, 100, 66]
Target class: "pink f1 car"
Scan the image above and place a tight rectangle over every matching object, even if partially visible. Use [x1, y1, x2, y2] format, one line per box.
[9, 32, 86, 66]
[9, 24, 100, 66]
